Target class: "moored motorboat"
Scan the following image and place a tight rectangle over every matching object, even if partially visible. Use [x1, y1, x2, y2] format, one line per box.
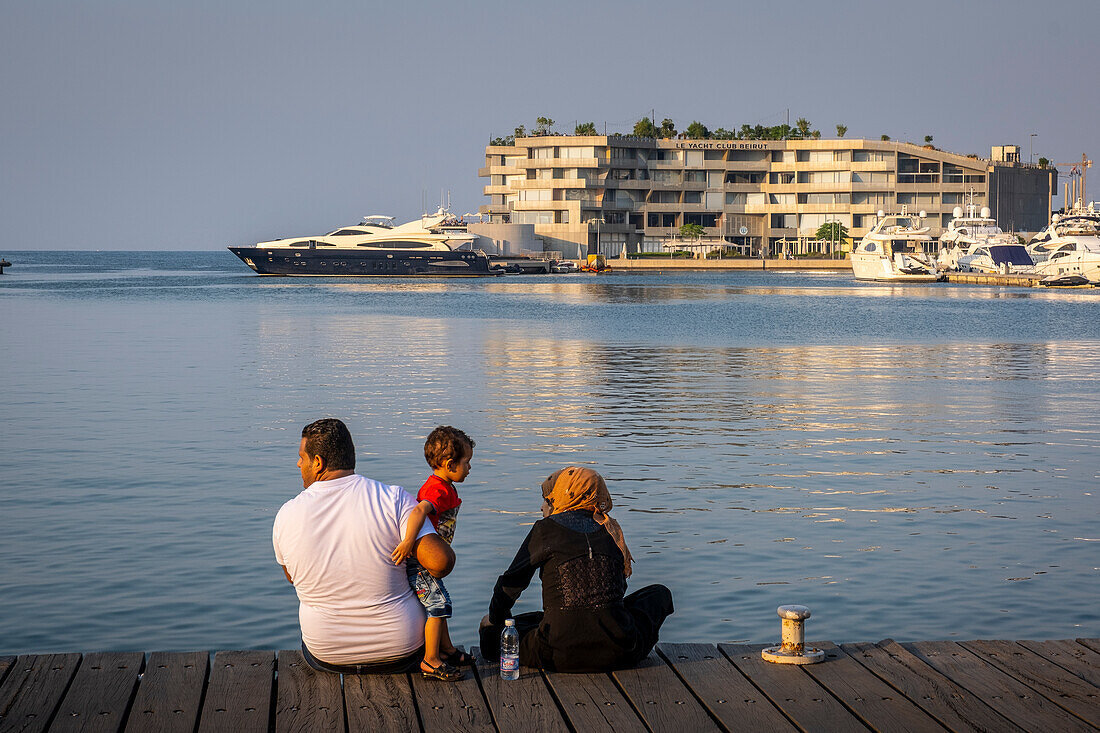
[1028, 205, 1100, 284]
[937, 204, 1033, 274]
[228, 208, 497, 277]
[850, 210, 941, 282]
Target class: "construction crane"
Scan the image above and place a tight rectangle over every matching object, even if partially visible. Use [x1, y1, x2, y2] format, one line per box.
[1053, 153, 1092, 209]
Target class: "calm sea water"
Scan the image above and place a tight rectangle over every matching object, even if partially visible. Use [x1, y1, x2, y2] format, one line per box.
[1, 250, 1098, 655]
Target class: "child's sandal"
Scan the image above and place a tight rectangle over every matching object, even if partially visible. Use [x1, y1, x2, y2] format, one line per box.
[441, 649, 474, 666]
[420, 660, 464, 681]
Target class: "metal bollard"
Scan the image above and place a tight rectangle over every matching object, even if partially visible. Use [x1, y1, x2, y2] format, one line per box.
[761, 604, 824, 664]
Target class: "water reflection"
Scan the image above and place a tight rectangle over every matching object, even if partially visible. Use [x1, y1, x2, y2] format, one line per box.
[243, 308, 1100, 643]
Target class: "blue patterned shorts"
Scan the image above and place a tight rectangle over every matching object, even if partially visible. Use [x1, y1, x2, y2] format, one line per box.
[406, 561, 452, 618]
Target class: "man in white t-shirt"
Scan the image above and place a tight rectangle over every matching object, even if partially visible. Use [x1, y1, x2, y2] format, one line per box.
[274, 418, 455, 673]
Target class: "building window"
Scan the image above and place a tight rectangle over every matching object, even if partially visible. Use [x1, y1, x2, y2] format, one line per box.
[852, 171, 890, 184]
[853, 150, 892, 163]
[685, 150, 704, 167]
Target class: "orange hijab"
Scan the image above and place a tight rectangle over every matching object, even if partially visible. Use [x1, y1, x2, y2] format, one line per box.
[541, 467, 634, 577]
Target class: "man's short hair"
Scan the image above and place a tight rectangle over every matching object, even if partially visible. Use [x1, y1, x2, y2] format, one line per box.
[424, 426, 475, 470]
[301, 418, 356, 471]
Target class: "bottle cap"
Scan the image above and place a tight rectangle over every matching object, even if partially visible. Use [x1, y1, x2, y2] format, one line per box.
[504, 618, 515, 626]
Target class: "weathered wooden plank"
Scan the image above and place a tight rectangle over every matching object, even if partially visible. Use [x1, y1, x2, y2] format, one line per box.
[1077, 638, 1100, 655]
[842, 640, 1024, 733]
[657, 643, 796, 732]
[409, 646, 493, 732]
[1017, 639, 1100, 688]
[542, 668, 643, 732]
[0, 653, 81, 733]
[612, 651, 721, 732]
[344, 673, 419, 733]
[123, 651, 208, 733]
[905, 641, 1092, 733]
[274, 650, 344, 733]
[718, 643, 867, 733]
[51, 651, 145, 733]
[959, 639, 1100, 726]
[801, 642, 944, 732]
[470, 647, 567, 733]
[196, 650, 275, 733]
[0, 658, 14, 689]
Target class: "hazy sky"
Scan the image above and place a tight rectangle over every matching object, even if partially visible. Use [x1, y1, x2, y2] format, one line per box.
[2, 0, 1097, 250]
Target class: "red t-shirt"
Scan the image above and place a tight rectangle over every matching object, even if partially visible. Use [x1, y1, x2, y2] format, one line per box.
[417, 474, 461, 544]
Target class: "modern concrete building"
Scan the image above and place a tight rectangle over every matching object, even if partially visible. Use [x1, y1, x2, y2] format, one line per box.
[478, 136, 1057, 258]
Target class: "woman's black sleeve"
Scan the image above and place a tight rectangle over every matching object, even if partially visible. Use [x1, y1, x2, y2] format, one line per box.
[488, 525, 540, 625]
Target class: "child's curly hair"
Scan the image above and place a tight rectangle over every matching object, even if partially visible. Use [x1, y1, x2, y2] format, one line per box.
[424, 426, 475, 470]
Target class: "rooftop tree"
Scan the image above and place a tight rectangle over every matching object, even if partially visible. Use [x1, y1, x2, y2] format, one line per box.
[685, 121, 709, 139]
[659, 118, 677, 138]
[575, 121, 597, 135]
[633, 117, 658, 138]
[836, 124, 847, 138]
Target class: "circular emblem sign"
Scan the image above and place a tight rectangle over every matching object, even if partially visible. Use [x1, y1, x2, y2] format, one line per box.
[739, 226, 748, 236]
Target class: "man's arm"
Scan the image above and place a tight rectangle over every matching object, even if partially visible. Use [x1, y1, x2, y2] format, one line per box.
[414, 532, 455, 578]
[391, 499, 434, 564]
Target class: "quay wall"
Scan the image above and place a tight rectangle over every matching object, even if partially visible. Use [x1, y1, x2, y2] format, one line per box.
[585, 258, 850, 271]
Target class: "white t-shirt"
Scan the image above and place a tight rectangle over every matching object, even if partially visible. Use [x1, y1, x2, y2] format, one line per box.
[273, 473, 435, 664]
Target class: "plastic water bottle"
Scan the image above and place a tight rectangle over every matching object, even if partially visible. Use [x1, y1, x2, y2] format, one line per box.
[500, 619, 520, 680]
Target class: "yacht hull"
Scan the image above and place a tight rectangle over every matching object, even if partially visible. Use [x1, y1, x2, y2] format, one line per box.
[850, 254, 941, 282]
[228, 247, 497, 277]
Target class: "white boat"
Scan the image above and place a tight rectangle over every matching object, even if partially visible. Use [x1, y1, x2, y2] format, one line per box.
[851, 209, 941, 282]
[1028, 202, 1100, 262]
[228, 208, 497, 277]
[1028, 205, 1100, 284]
[937, 205, 1033, 274]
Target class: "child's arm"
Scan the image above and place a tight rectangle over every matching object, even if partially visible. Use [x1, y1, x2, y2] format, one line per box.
[391, 499, 435, 564]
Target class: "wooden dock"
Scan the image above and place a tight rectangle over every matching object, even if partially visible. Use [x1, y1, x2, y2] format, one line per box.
[1, 638, 1097, 731]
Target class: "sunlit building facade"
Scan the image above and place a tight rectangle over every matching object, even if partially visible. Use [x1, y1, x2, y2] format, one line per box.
[478, 137, 1056, 258]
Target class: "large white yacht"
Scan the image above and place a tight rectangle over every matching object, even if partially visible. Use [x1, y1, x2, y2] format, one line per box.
[228, 208, 496, 277]
[1027, 205, 1100, 284]
[937, 205, 1033, 274]
[1028, 202, 1100, 261]
[850, 210, 942, 282]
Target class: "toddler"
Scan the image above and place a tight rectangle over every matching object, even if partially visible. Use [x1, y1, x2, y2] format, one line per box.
[391, 426, 474, 681]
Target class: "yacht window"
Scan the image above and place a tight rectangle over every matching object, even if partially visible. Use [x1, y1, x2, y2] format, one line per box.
[289, 241, 310, 247]
[329, 229, 364, 236]
[357, 241, 432, 249]
[864, 242, 877, 252]
[314, 242, 335, 247]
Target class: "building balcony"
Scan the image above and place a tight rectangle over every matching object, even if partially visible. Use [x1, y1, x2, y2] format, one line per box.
[512, 201, 571, 211]
[724, 160, 770, 171]
[724, 183, 765, 192]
